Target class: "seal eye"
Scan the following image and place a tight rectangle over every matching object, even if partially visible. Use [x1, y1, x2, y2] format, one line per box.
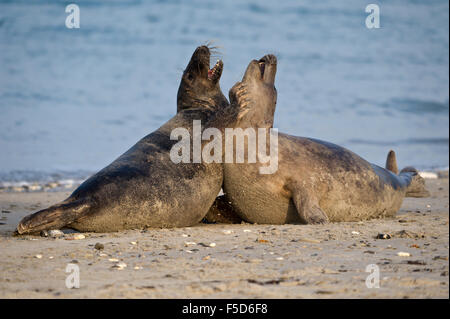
[187, 73, 194, 81]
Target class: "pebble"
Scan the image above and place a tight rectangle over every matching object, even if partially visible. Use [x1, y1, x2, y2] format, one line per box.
[275, 257, 284, 261]
[351, 231, 360, 235]
[40, 229, 65, 238]
[108, 258, 119, 262]
[376, 233, 392, 239]
[130, 241, 137, 245]
[112, 262, 127, 270]
[397, 252, 411, 257]
[222, 230, 233, 234]
[184, 241, 196, 246]
[65, 234, 85, 240]
[35, 254, 43, 259]
[243, 229, 252, 233]
[94, 243, 104, 250]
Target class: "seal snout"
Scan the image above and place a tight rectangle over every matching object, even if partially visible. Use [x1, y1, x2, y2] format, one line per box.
[190, 45, 223, 83]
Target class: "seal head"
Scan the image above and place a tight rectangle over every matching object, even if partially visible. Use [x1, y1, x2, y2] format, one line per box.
[177, 45, 227, 112]
[229, 54, 277, 129]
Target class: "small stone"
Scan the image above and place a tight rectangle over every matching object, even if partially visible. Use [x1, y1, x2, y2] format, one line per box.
[222, 230, 233, 234]
[48, 230, 64, 238]
[275, 257, 284, 261]
[243, 229, 252, 233]
[209, 243, 216, 247]
[376, 233, 391, 239]
[108, 258, 119, 262]
[202, 255, 211, 261]
[134, 266, 143, 270]
[184, 241, 196, 246]
[35, 254, 43, 259]
[182, 234, 189, 238]
[94, 243, 104, 250]
[130, 241, 137, 245]
[351, 231, 360, 235]
[65, 234, 85, 240]
[112, 262, 127, 270]
[397, 252, 411, 257]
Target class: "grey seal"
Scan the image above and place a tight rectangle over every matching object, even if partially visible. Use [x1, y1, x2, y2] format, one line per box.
[221, 55, 429, 224]
[17, 45, 238, 234]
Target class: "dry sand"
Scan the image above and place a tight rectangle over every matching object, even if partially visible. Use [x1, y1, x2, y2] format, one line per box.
[0, 177, 448, 298]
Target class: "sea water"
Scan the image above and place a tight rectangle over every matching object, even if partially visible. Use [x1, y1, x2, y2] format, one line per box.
[0, 0, 448, 186]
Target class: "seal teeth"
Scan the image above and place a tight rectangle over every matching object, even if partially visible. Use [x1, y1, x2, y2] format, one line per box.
[208, 60, 222, 80]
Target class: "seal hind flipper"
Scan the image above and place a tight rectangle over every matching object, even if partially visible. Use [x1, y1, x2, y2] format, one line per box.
[399, 166, 430, 198]
[16, 200, 92, 235]
[203, 195, 243, 224]
[291, 187, 329, 224]
[385, 150, 399, 174]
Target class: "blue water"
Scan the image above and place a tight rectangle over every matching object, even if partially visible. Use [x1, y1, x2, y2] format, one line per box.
[0, 0, 448, 185]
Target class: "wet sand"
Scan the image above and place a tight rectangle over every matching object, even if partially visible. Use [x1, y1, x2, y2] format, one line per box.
[0, 177, 448, 298]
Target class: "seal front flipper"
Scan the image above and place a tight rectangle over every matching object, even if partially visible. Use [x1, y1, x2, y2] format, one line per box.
[290, 186, 329, 224]
[16, 199, 91, 235]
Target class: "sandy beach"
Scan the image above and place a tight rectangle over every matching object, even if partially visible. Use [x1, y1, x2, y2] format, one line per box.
[0, 176, 448, 299]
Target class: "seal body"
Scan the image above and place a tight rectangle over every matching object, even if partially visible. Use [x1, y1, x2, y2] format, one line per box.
[224, 134, 420, 223]
[222, 54, 429, 225]
[17, 46, 236, 234]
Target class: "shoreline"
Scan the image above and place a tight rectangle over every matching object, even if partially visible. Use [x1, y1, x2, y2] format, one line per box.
[0, 176, 448, 298]
[1, 169, 448, 194]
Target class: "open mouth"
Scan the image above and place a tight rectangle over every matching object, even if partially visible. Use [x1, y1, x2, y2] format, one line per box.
[257, 54, 276, 79]
[208, 59, 223, 82]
